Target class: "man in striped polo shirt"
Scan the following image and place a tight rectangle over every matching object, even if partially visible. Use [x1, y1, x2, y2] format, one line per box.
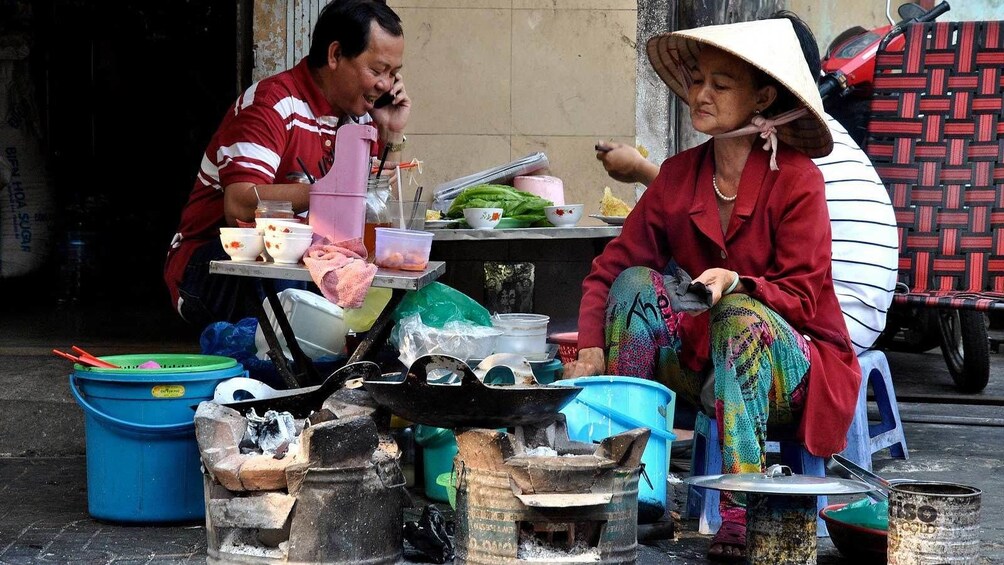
[165, 0, 410, 327]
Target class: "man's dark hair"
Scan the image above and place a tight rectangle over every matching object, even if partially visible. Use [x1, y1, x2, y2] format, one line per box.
[307, 0, 403, 67]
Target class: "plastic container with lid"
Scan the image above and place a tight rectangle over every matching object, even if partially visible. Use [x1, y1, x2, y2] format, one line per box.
[491, 313, 549, 359]
[373, 227, 433, 271]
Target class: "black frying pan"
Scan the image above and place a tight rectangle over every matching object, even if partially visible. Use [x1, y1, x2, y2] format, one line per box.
[362, 355, 582, 429]
[202, 361, 381, 418]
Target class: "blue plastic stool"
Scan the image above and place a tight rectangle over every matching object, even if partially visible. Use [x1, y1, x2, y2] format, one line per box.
[686, 411, 830, 536]
[838, 349, 909, 471]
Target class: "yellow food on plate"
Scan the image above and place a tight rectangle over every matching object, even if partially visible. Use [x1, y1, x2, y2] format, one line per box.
[425, 209, 442, 221]
[600, 186, 632, 217]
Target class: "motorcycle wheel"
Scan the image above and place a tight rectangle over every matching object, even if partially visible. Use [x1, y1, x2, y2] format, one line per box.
[937, 310, 990, 393]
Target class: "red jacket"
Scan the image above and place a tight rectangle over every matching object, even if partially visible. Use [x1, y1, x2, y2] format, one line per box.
[579, 141, 861, 457]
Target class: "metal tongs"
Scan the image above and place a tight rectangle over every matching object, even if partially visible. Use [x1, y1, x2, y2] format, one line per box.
[52, 346, 120, 369]
[829, 454, 915, 501]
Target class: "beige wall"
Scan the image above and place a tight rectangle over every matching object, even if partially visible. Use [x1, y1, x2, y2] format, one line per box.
[252, 0, 640, 219]
[388, 1, 639, 217]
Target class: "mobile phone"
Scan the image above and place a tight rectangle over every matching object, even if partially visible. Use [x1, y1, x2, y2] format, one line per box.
[374, 92, 394, 109]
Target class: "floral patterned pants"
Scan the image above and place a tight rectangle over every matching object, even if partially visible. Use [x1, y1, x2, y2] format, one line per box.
[603, 266, 811, 524]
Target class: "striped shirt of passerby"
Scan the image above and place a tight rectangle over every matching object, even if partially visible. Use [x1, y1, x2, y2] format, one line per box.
[815, 114, 899, 355]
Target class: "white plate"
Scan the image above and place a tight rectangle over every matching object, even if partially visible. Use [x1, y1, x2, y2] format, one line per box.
[424, 219, 460, 229]
[589, 214, 626, 226]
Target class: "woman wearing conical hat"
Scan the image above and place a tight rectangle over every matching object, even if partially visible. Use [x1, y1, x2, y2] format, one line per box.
[564, 15, 861, 561]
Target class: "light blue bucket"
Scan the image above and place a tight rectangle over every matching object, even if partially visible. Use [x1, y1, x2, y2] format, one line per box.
[556, 376, 676, 515]
[69, 354, 245, 523]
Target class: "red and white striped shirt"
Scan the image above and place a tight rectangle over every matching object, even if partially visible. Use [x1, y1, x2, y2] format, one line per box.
[164, 58, 374, 312]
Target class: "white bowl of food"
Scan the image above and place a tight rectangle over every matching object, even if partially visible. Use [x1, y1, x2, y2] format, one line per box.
[544, 204, 583, 227]
[463, 207, 504, 229]
[219, 228, 264, 261]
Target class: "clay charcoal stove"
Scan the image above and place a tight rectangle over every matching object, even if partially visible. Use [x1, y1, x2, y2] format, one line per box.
[452, 420, 650, 564]
[194, 389, 407, 565]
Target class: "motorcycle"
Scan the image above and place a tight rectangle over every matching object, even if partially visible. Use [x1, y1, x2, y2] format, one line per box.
[818, 1, 992, 393]
[819, 0, 950, 144]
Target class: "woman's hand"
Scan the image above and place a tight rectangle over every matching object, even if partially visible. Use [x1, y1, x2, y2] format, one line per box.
[562, 347, 605, 378]
[595, 141, 647, 184]
[694, 268, 740, 308]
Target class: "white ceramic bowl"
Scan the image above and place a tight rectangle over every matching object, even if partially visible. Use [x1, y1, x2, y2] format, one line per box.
[267, 234, 313, 264]
[544, 204, 583, 227]
[260, 218, 312, 236]
[463, 207, 504, 229]
[219, 228, 264, 261]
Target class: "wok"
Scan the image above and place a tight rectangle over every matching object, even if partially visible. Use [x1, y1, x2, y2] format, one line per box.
[200, 361, 381, 418]
[363, 354, 581, 428]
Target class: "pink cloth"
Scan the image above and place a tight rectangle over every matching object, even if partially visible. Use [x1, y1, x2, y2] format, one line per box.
[302, 237, 377, 309]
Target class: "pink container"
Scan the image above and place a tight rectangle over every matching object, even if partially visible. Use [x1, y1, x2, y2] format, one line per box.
[309, 123, 378, 242]
[514, 175, 564, 205]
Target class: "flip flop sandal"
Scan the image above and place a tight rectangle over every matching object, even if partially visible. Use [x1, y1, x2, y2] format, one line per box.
[707, 520, 746, 562]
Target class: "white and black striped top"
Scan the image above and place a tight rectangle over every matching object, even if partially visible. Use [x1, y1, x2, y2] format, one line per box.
[815, 114, 899, 354]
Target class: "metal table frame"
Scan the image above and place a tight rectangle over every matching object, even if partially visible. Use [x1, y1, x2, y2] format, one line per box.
[209, 260, 445, 389]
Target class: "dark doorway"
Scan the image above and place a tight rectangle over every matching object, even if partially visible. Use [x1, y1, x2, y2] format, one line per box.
[1, 0, 245, 327]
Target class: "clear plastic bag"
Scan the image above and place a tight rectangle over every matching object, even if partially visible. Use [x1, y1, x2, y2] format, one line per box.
[390, 313, 503, 367]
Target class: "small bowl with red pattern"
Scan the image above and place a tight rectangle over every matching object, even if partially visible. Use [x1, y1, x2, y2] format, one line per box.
[544, 204, 583, 227]
[219, 227, 264, 261]
[463, 207, 504, 230]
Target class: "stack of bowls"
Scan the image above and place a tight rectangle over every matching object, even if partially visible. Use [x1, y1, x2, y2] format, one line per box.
[219, 227, 264, 261]
[263, 220, 314, 264]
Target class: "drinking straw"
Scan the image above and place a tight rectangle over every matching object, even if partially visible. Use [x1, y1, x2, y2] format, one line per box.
[295, 157, 315, 183]
[395, 165, 406, 230]
[253, 185, 262, 204]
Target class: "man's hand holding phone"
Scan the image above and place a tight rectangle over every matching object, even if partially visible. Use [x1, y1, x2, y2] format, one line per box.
[371, 72, 410, 136]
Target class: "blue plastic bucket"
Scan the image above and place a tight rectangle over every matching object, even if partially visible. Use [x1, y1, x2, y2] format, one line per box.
[556, 376, 676, 514]
[414, 425, 458, 503]
[69, 354, 245, 523]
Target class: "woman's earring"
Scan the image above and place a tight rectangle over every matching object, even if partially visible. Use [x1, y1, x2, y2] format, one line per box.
[753, 108, 761, 115]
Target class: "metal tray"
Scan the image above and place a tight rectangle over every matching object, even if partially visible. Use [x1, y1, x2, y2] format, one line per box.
[363, 354, 581, 428]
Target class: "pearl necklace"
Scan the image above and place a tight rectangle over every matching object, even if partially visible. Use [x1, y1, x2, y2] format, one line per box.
[713, 173, 737, 202]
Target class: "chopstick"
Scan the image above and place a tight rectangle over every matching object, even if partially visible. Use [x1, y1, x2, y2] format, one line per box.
[52, 349, 116, 369]
[376, 144, 392, 179]
[370, 161, 419, 175]
[71, 346, 120, 368]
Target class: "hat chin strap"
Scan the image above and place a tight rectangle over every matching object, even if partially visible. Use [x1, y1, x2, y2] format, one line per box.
[714, 107, 808, 171]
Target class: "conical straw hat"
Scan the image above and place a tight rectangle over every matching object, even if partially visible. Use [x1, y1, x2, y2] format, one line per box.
[647, 19, 832, 157]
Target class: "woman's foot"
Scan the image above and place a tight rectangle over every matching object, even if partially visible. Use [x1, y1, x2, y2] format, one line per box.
[707, 520, 745, 562]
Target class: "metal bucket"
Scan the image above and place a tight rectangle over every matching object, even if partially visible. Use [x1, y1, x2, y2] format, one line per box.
[747, 494, 817, 565]
[888, 481, 982, 564]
